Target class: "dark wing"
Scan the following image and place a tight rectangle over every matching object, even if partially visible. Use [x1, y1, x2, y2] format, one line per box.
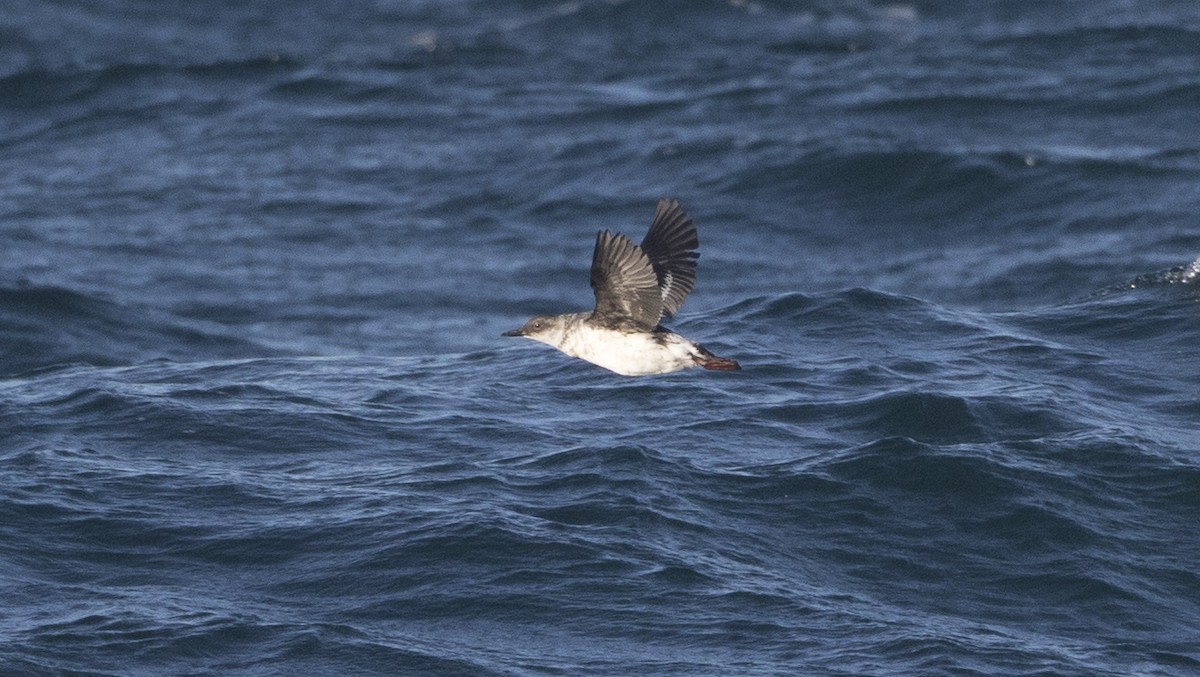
[589, 229, 663, 330]
[638, 198, 699, 318]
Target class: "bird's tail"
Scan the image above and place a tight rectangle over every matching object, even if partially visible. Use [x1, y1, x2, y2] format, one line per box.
[691, 344, 740, 371]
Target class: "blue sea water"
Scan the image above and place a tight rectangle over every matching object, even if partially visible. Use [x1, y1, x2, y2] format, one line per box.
[2, 1, 1200, 675]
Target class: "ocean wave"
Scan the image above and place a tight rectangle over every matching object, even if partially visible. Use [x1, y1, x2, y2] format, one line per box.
[0, 284, 275, 377]
[3, 1, 1198, 672]
[982, 23, 1200, 55]
[0, 57, 293, 109]
[1, 328, 1196, 673]
[709, 144, 1036, 220]
[857, 70, 1200, 126]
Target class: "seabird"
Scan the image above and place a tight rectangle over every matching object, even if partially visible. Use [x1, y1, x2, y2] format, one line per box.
[503, 198, 740, 376]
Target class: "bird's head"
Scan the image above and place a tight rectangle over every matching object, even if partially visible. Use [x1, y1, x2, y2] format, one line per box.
[502, 314, 568, 347]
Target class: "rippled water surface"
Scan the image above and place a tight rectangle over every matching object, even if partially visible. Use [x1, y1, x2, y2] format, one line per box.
[2, 2, 1199, 675]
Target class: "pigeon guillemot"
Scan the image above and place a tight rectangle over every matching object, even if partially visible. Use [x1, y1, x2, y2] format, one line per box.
[503, 198, 740, 376]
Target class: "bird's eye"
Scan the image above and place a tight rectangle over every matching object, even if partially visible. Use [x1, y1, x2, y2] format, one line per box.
[533, 320, 542, 329]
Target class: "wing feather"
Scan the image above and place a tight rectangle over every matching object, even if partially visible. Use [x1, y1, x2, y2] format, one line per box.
[589, 229, 662, 330]
[639, 198, 699, 318]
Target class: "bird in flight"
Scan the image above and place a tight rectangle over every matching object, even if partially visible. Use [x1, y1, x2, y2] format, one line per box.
[503, 198, 739, 376]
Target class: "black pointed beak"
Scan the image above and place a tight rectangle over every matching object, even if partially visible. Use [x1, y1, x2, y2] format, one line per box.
[502, 328, 523, 337]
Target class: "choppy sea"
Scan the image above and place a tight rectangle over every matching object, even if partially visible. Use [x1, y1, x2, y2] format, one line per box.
[2, 2, 1199, 675]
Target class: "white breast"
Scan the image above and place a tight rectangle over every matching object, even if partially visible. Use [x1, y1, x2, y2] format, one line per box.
[558, 324, 698, 376]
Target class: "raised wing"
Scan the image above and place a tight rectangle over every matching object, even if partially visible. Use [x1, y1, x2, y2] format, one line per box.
[638, 198, 699, 318]
[589, 229, 663, 330]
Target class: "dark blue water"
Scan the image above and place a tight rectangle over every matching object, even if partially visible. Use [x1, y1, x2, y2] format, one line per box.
[3, 2, 1200, 675]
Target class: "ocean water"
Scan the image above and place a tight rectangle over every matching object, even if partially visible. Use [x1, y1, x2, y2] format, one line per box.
[2, 1, 1199, 675]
